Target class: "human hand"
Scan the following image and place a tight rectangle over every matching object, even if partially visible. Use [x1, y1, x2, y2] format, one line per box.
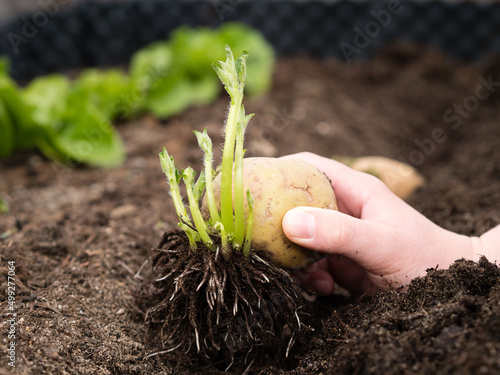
[281, 152, 478, 295]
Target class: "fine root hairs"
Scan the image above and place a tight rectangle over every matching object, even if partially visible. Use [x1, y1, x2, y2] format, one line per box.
[143, 230, 308, 371]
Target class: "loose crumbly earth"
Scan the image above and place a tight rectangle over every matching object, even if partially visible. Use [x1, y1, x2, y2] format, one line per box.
[1, 43, 500, 374]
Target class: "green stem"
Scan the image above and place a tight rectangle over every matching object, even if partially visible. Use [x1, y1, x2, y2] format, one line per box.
[183, 167, 213, 249]
[219, 99, 242, 235]
[159, 148, 191, 226]
[160, 149, 200, 250]
[179, 223, 200, 250]
[186, 188, 213, 248]
[194, 129, 221, 225]
[212, 47, 252, 252]
[233, 109, 254, 249]
[214, 221, 229, 255]
[205, 165, 221, 225]
[232, 120, 246, 249]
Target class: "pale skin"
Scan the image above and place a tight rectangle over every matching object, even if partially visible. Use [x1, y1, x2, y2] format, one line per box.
[281, 152, 500, 296]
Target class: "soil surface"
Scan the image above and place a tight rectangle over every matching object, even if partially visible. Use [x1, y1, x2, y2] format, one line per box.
[1, 42, 500, 374]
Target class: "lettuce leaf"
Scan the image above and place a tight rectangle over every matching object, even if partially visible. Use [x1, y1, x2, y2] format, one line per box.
[0, 60, 39, 151]
[0, 22, 275, 167]
[75, 68, 134, 120]
[131, 23, 275, 119]
[23, 75, 125, 167]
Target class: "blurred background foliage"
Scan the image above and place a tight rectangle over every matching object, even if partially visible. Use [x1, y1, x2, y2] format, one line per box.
[1, 0, 499, 168]
[0, 22, 275, 167]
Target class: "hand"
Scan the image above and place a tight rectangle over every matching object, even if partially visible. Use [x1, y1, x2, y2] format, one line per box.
[281, 152, 481, 295]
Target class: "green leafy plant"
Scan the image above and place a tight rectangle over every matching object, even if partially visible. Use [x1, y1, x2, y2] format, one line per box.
[0, 23, 274, 168]
[130, 22, 275, 119]
[159, 46, 255, 256]
[74, 68, 134, 120]
[0, 58, 38, 156]
[0, 60, 125, 168]
[22, 74, 125, 167]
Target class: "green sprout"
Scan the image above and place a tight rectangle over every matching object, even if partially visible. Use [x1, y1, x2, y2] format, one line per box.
[159, 149, 200, 249]
[159, 46, 254, 255]
[182, 167, 212, 248]
[194, 128, 220, 225]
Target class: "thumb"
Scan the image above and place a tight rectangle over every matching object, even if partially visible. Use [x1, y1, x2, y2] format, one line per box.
[282, 207, 391, 267]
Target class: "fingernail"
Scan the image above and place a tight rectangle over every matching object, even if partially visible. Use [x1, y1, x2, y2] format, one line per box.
[285, 209, 316, 239]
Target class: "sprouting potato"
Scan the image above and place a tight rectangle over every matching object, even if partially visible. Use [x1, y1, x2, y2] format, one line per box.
[156, 49, 316, 361]
[203, 157, 338, 269]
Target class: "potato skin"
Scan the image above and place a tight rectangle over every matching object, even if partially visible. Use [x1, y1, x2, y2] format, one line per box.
[203, 157, 338, 269]
[348, 156, 425, 201]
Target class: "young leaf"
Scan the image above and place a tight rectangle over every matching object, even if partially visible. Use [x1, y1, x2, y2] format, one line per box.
[217, 22, 275, 96]
[235, 50, 248, 87]
[193, 170, 206, 203]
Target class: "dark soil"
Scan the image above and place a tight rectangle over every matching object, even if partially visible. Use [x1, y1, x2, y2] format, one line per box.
[1, 42, 500, 374]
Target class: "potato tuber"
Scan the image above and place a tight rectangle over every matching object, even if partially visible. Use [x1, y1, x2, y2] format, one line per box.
[335, 155, 425, 200]
[204, 157, 338, 269]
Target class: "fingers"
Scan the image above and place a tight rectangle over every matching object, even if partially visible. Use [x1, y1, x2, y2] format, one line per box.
[282, 206, 392, 269]
[326, 255, 373, 294]
[293, 256, 372, 295]
[279, 152, 433, 294]
[292, 259, 336, 296]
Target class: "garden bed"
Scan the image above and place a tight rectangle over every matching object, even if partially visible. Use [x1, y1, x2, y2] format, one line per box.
[1, 43, 500, 374]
